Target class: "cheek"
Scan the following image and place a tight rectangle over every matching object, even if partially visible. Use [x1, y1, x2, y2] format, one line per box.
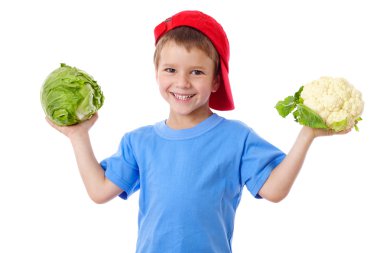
[157, 75, 171, 93]
[200, 78, 219, 94]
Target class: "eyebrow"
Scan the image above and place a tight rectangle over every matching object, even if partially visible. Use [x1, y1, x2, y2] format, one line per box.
[159, 63, 207, 70]
[159, 63, 176, 67]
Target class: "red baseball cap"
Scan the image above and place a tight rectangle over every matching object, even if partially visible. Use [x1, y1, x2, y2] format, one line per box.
[154, 10, 234, 111]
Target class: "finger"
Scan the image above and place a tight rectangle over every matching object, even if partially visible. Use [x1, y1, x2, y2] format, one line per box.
[336, 128, 351, 135]
[91, 112, 99, 122]
[84, 113, 99, 127]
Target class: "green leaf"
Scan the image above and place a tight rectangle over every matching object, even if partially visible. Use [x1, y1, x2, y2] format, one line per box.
[275, 95, 296, 117]
[294, 86, 304, 104]
[292, 104, 328, 129]
[330, 118, 348, 132]
[354, 117, 362, 132]
[275, 86, 305, 118]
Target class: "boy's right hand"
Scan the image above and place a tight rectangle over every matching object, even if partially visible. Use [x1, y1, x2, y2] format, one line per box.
[46, 113, 98, 139]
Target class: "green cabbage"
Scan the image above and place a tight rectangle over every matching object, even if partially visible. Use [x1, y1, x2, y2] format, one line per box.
[41, 63, 104, 126]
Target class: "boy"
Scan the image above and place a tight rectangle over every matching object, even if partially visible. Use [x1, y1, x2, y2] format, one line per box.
[47, 10, 349, 253]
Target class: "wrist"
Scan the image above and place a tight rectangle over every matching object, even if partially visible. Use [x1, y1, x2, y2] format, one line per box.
[299, 126, 316, 143]
[69, 130, 89, 144]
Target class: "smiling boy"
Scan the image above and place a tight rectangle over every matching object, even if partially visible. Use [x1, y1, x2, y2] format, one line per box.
[47, 10, 349, 253]
[155, 30, 220, 129]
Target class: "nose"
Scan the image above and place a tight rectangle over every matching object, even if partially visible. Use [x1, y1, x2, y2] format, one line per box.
[175, 72, 191, 89]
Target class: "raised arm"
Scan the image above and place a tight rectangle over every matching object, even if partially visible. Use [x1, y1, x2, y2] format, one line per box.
[259, 126, 349, 203]
[46, 114, 123, 204]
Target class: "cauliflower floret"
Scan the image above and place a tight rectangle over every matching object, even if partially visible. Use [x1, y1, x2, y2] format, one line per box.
[301, 77, 364, 130]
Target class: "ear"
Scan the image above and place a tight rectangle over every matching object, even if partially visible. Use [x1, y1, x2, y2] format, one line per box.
[211, 75, 220, 93]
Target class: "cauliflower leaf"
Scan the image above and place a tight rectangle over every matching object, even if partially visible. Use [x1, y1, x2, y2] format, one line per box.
[275, 86, 303, 118]
[275, 96, 296, 117]
[293, 104, 328, 129]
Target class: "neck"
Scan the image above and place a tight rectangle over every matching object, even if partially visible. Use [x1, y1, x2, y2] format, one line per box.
[166, 109, 213, 130]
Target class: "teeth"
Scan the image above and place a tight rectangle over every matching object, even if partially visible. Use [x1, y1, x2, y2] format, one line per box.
[172, 93, 194, 100]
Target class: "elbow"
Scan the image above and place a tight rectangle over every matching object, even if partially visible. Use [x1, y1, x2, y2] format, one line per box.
[260, 183, 291, 203]
[91, 197, 108, 205]
[263, 191, 289, 203]
[89, 195, 107, 204]
[266, 195, 286, 203]
[88, 192, 110, 204]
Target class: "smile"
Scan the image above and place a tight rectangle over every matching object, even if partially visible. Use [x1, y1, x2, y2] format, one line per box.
[170, 92, 196, 101]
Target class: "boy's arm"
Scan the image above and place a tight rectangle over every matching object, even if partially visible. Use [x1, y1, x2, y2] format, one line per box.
[47, 114, 123, 204]
[259, 126, 349, 203]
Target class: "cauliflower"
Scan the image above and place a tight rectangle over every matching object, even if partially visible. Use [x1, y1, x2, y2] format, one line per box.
[275, 77, 364, 131]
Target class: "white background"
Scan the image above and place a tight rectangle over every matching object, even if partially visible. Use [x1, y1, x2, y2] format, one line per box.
[1, 0, 379, 252]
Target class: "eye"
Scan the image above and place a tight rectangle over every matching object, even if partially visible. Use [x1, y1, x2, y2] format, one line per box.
[191, 70, 204, 75]
[164, 68, 176, 73]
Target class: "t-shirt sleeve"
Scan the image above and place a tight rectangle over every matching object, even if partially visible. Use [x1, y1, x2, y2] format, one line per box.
[240, 129, 286, 199]
[100, 134, 140, 200]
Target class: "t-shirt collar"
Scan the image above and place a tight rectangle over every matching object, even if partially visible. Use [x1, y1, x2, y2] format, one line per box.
[154, 113, 223, 140]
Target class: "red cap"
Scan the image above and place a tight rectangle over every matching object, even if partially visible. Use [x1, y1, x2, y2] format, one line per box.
[154, 10, 234, 111]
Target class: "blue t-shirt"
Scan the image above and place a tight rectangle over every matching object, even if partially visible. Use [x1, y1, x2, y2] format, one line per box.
[101, 114, 285, 253]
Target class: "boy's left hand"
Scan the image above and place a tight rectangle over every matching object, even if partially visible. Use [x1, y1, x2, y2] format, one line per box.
[306, 126, 351, 139]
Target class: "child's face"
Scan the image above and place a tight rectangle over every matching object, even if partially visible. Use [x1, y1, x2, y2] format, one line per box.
[156, 41, 219, 120]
